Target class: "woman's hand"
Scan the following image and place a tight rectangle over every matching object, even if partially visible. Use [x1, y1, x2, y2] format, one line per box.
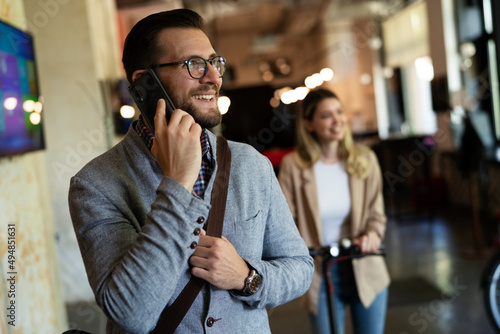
[353, 230, 380, 253]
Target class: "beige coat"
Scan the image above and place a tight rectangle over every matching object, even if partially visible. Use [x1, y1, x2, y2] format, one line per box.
[278, 149, 390, 313]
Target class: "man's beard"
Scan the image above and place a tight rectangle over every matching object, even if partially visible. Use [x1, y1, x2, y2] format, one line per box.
[179, 102, 222, 129]
[176, 86, 222, 129]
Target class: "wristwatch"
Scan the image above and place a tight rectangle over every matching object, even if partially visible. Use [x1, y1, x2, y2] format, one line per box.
[243, 269, 262, 295]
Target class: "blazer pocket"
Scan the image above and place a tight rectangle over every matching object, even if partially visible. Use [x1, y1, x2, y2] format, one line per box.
[233, 209, 263, 231]
[222, 210, 265, 244]
[222, 210, 265, 257]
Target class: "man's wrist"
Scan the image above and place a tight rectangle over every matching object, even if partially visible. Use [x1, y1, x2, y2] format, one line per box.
[236, 267, 250, 291]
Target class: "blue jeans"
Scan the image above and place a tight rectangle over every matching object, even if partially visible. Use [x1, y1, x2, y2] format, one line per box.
[308, 260, 388, 334]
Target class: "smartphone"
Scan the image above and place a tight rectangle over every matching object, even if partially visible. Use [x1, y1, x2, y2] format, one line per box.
[128, 68, 176, 135]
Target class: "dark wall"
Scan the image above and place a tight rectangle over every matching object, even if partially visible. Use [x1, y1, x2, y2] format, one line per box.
[221, 85, 296, 151]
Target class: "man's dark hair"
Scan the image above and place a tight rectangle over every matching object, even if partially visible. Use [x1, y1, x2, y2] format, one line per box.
[122, 9, 205, 83]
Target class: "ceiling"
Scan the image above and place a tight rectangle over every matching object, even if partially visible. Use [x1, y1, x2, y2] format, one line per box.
[115, 0, 406, 36]
[115, 0, 407, 87]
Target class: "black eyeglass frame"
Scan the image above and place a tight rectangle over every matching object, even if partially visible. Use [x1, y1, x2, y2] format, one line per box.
[148, 56, 226, 79]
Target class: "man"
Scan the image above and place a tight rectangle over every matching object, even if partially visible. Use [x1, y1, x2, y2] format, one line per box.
[69, 8, 313, 334]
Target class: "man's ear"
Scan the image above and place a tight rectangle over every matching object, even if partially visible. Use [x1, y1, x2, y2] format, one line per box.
[131, 69, 147, 83]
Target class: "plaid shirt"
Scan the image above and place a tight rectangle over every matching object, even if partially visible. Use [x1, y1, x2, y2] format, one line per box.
[134, 115, 213, 198]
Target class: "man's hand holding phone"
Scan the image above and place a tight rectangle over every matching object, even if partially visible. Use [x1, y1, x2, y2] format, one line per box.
[152, 99, 202, 193]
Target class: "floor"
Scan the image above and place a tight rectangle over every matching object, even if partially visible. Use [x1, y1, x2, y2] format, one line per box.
[66, 199, 498, 334]
[268, 199, 497, 334]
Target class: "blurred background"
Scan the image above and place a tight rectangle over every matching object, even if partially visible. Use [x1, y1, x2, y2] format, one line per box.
[0, 0, 500, 333]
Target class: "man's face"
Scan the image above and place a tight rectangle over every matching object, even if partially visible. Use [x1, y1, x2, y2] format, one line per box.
[153, 27, 223, 129]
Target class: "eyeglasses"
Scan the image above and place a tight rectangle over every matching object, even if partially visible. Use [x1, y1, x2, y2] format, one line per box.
[149, 56, 226, 79]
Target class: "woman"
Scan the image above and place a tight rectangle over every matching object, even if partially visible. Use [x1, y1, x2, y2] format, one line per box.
[278, 88, 390, 334]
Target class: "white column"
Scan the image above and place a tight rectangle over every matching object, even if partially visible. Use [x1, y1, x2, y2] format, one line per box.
[22, 0, 120, 305]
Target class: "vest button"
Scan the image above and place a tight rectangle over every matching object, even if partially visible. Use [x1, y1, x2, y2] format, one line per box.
[206, 317, 214, 327]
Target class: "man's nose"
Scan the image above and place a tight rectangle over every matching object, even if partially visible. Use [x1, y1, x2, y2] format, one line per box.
[200, 62, 221, 83]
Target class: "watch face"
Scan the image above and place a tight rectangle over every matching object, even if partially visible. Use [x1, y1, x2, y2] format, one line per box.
[249, 274, 262, 293]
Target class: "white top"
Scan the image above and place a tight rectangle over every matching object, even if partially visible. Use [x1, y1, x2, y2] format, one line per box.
[314, 160, 351, 246]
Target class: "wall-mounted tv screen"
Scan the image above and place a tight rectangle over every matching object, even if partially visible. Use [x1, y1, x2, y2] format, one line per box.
[0, 19, 44, 157]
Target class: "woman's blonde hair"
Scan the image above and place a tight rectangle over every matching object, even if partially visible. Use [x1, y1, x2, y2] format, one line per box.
[294, 88, 371, 179]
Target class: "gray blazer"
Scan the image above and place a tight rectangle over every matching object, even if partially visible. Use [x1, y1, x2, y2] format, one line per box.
[69, 125, 314, 333]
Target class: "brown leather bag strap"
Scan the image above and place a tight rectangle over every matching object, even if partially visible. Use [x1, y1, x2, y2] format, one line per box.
[151, 136, 231, 334]
[205, 136, 231, 237]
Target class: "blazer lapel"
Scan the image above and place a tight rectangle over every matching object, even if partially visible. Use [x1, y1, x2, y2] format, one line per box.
[302, 167, 322, 244]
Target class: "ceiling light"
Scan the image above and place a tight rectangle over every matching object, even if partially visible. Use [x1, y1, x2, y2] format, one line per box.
[320, 68, 334, 81]
[218, 96, 231, 115]
[120, 105, 135, 119]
